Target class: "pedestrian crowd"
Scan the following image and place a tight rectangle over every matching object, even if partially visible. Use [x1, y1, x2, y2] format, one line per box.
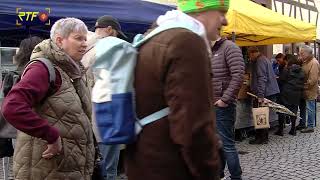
[0, 0, 319, 180]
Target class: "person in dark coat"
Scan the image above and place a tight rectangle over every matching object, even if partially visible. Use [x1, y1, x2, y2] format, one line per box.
[272, 53, 286, 77]
[211, 37, 245, 180]
[248, 46, 280, 145]
[275, 55, 305, 136]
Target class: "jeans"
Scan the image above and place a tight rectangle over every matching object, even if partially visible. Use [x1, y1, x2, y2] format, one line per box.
[216, 104, 242, 180]
[98, 143, 121, 180]
[299, 99, 316, 128]
[306, 100, 316, 128]
[299, 99, 306, 127]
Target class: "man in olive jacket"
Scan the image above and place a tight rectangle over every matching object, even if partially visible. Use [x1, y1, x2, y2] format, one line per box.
[211, 37, 245, 179]
[298, 45, 320, 133]
[125, 1, 229, 180]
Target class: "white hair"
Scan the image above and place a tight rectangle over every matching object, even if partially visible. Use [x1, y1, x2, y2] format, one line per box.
[50, 17, 88, 43]
[300, 45, 313, 55]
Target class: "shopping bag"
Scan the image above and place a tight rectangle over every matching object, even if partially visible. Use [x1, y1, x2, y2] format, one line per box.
[252, 107, 270, 129]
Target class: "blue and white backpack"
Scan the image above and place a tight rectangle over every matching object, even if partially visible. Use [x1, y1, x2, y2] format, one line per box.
[92, 23, 199, 145]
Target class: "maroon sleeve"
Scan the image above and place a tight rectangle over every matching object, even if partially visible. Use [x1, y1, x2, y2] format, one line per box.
[2, 62, 61, 144]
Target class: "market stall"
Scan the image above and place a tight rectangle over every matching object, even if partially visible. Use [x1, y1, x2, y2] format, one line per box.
[222, 0, 317, 46]
[0, 0, 174, 46]
[219, 0, 317, 130]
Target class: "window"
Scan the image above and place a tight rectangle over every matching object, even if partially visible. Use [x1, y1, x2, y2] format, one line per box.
[0, 47, 19, 85]
[0, 47, 18, 66]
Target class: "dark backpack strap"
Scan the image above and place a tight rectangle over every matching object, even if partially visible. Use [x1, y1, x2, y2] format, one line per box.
[34, 58, 56, 87]
[23, 58, 56, 87]
[23, 58, 56, 97]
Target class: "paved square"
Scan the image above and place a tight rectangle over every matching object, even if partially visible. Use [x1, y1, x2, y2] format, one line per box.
[2, 104, 320, 180]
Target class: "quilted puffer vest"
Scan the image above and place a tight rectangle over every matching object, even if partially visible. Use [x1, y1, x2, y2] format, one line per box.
[13, 66, 95, 180]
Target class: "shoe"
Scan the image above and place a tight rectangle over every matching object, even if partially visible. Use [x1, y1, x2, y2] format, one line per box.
[235, 129, 246, 142]
[249, 138, 268, 145]
[289, 130, 296, 136]
[274, 130, 284, 136]
[235, 133, 244, 142]
[296, 125, 306, 131]
[301, 127, 314, 133]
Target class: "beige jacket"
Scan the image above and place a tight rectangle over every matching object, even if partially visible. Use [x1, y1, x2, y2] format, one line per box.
[302, 57, 320, 100]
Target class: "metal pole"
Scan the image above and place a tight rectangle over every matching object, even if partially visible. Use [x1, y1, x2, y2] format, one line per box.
[291, 43, 295, 55]
[315, 41, 318, 127]
[315, 100, 317, 127]
[232, 32, 236, 42]
[314, 41, 317, 59]
[318, 41, 320, 60]
[2, 157, 9, 180]
[0, 41, 2, 85]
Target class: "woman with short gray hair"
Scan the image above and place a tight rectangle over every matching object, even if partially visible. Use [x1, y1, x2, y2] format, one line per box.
[2, 17, 95, 179]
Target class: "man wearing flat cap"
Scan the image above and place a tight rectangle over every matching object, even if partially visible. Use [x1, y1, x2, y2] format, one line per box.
[82, 15, 127, 180]
[125, 1, 229, 180]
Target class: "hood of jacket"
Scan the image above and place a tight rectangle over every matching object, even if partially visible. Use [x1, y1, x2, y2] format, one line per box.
[156, 10, 212, 56]
[211, 37, 227, 52]
[288, 64, 303, 77]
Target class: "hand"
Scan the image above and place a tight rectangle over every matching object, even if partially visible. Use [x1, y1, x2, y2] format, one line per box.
[263, 98, 272, 103]
[258, 98, 264, 104]
[258, 98, 271, 106]
[42, 136, 62, 159]
[214, 99, 228, 107]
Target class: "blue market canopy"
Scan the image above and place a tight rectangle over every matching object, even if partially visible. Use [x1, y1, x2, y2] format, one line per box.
[0, 0, 174, 46]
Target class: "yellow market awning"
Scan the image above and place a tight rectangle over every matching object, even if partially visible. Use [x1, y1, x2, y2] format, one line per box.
[222, 0, 317, 46]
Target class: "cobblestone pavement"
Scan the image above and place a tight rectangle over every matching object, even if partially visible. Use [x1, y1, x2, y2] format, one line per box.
[231, 125, 320, 180]
[4, 127, 319, 180]
[2, 106, 320, 180]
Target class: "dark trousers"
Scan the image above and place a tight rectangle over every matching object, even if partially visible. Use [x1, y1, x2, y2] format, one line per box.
[252, 95, 277, 142]
[298, 99, 306, 127]
[277, 103, 298, 132]
[278, 114, 296, 132]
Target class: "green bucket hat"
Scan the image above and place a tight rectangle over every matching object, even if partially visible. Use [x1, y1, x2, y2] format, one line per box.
[178, 0, 229, 13]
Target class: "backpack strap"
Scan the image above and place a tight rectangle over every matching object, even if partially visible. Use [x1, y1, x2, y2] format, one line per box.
[22, 58, 56, 97]
[23, 58, 56, 86]
[36, 58, 56, 86]
[135, 107, 170, 134]
[133, 23, 193, 48]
